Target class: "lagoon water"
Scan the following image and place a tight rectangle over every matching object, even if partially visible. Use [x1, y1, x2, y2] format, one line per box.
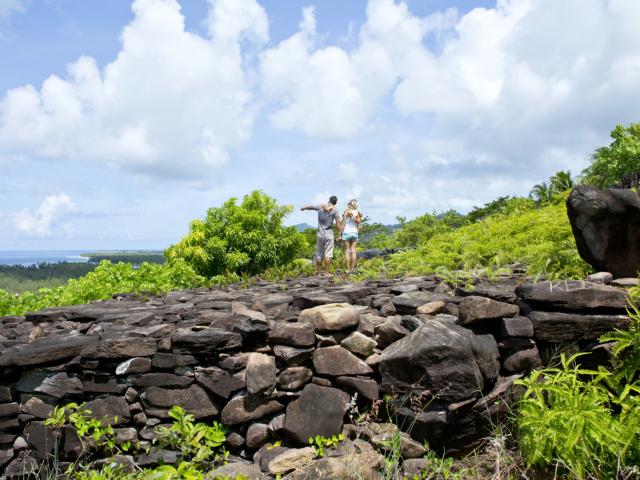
[0, 251, 90, 266]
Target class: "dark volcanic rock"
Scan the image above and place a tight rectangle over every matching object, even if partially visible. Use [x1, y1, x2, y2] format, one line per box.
[528, 311, 630, 342]
[458, 296, 519, 325]
[567, 185, 640, 278]
[336, 376, 379, 401]
[273, 346, 314, 366]
[172, 327, 242, 354]
[84, 396, 130, 426]
[131, 373, 193, 388]
[141, 385, 217, 419]
[246, 353, 276, 396]
[268, 322, 315, 347]
[498, 316, 534, 338]
[82, 337, 157, 358]
[456, 281, 518, 303]
[0, 335, 98, 367]
[516, 281, 629, 312]
[276, 367, 313, 391]
[379, 317, 499, 402]
[313, 346, 373, 376]
[220, 395, 283, 426]
[33, 373, 83, 398]
[195, 367, 245, 399]
[284, 384, 350, 444]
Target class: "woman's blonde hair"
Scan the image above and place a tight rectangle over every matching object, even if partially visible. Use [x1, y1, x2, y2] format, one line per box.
[348, 199, 358, 209]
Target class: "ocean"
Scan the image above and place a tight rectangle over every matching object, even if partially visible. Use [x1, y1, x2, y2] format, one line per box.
[0, 251, 90, 266]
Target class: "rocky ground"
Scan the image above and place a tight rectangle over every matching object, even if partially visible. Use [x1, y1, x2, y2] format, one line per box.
[0, 272, 634, 479]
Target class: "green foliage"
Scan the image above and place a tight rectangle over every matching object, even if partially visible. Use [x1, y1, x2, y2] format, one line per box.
[0, 262, 95, 293]
[84, 251, 164, 265]
[529, 170, 575, 205]
[43, 404, 232, 480]
[155, 406, 227, 468]
[165, 191, 305, 277]
[393, 212, 456, 248]
[0, 259, 204, 317]
[516, 305, 640, 479]
[412, 448, 470, 480]
[466, 196, 516, 223]
[583, 122, 640, 188]
[308, 432, 344, 458]
[373, 196, 590, 279]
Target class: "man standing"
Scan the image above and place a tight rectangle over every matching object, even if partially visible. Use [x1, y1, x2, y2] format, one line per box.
[301, 196, 342, 276]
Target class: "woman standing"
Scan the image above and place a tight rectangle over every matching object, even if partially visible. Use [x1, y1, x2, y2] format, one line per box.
[341, 199, 362, 273]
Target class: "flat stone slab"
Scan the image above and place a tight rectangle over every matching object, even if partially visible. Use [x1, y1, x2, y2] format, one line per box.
[516, 281, 629, 312]
[529, 311, 630, 342]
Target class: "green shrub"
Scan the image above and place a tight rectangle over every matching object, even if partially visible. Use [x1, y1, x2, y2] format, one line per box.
[583, 122, 640, 188]
[374, 195, 590, 279]
[515, 305, 640, 479]
[43, 404, 230, 480]
[0, 259, 204, 317]
[165, 190, 306, 277]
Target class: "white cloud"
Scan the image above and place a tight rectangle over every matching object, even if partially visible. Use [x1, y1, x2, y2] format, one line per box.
[261, 7, 369, 137]
[10, 193, 77, 237]
[0, 0, 268, 180]
[260, 0, 640, 184]
[0, 0, 27, 21]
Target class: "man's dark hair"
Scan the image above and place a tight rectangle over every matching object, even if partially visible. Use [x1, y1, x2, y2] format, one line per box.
[329, 196, 337, 205]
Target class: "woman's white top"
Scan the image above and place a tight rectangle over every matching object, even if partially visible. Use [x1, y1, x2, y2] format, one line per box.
[343, 210, 360, 234]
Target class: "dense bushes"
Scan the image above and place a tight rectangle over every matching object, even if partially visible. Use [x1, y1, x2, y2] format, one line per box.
[165, 191, 306, 278]
[0, 262, 95, 293]
[516, 305, 640, 479]
[356, 194, 590, 280]
[0, 259, 204, 317]
[583, 122, 640, 188]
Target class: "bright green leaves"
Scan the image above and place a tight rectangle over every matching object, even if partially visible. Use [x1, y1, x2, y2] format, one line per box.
[0, 259, 205, 317]
[516, 306, 640, 479]
[583, 122, 640, 188]
[166, 190, 306, 277]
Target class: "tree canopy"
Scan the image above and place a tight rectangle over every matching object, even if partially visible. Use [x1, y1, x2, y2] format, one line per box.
[165, 191, 305, 277]
[583, 122, 640, 188]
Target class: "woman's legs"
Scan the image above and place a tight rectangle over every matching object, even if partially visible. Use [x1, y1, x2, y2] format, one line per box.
[343, 240, 353, 272]
[349, 241, 358, 271]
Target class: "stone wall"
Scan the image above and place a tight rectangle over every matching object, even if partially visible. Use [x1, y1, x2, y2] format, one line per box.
[0, 274, 632, 478]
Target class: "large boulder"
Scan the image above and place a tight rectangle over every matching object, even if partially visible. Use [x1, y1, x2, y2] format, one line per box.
[567, 185, 640, 278]
[284, 384, 350, 444]
[379, 317, 499, 402]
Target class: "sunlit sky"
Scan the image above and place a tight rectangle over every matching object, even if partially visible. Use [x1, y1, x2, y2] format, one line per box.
[0, 0, 638, 249]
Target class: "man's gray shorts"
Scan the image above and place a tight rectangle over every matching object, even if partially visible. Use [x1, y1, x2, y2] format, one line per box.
[315, 235, 334, 260]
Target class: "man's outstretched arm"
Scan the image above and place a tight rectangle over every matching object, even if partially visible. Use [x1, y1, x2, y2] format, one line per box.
[300, 205, 320, 211]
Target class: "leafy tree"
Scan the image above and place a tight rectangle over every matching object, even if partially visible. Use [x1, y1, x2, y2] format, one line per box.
[549, 169, 574, 193]
[165, 191, 306, 277]
[529, 181, 553, 205]
[583, 122, 640, 188]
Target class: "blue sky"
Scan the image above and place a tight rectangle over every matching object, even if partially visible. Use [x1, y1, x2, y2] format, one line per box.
[0, 0, 638, 250]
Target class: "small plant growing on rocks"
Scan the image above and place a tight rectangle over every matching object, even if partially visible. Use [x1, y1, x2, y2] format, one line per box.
[308, 432, 345, 458]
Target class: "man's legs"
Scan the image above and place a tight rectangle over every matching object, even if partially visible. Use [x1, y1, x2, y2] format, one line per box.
[315, 235, 323, 276]
[323, 257, 331, 274]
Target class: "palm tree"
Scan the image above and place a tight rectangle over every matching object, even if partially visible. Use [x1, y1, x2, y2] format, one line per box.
[550, 170, 574, 193]
[529, 182, 553, 205]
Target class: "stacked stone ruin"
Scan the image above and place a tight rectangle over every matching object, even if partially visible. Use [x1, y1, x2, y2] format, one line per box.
[0, 273, 632, 478]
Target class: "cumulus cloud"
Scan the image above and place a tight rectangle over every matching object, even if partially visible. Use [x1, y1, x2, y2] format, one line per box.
[0, 0, 268, 179]
[265, 0, 640, 217]
[10, 193, 77, 237]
